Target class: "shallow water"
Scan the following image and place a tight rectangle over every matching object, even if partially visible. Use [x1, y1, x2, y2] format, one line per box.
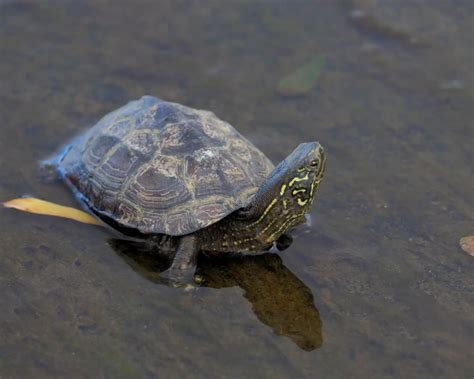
[0, 1, 473, 378]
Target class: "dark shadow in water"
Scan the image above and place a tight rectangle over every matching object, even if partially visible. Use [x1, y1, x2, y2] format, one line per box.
[109, 238, 323, 351]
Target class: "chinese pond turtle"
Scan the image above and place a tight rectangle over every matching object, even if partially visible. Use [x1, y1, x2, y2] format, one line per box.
[54, 96, 326, 284]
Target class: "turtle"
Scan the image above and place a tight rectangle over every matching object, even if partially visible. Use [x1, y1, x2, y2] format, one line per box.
[52, 95, 326, 284]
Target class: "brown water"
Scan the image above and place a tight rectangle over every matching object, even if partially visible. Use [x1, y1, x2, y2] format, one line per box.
[0, 1, 473, 378]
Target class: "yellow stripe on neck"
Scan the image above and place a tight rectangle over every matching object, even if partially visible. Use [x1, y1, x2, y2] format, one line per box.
[289, 173, 309, 187]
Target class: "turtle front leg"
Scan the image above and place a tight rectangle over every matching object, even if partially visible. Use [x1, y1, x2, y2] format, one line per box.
[166, 234, 200, 287]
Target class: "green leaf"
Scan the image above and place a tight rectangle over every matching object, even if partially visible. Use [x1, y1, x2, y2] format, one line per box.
[277, 56, 325, 97]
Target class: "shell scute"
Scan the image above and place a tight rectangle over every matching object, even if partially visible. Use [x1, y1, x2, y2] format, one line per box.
[152, 101, 199, 126]
[105, 145, 136, 173]
[194, 203, 228, 222]
[165, 211, 196, 235]
[130, 166, 191, 210]
[123, 130, 155, 155]
[217, 152, 249, 195]
[85, 134, 119, 167]
[160, 121, 223, 155]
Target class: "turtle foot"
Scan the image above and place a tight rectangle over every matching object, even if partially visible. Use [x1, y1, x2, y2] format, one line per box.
[161, 266, 201, 289]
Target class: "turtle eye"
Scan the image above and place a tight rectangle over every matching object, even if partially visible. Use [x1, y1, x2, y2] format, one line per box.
[310, 160, 319, 167]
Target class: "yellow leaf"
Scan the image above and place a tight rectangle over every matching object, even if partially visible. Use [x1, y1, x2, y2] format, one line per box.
[3, 197, 103, 226]
[460, 236, 474, 257]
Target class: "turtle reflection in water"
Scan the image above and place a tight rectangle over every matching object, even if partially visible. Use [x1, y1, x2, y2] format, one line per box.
[110, 238, 323, 351]
[8, 96, 326, 285]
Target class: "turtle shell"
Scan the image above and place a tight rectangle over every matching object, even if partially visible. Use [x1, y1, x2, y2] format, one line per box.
[57, 96, 274, 236]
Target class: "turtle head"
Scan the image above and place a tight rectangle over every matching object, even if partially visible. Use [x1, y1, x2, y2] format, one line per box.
[252, 142, 325, 235]
[233, 141, 325, 248]
[277, 142, 325, 214]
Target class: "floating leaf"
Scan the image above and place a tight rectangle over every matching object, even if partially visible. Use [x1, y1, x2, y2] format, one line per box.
[277, 56, 325, 97]
[3, 197, 102, 226]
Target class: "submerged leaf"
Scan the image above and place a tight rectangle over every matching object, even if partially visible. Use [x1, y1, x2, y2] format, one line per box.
[3, 197, 102, 226]
[277, 56, 325, 97]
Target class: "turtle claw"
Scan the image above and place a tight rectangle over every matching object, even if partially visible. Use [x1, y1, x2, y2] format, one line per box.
[162, 266, 201, 290]
[162, 234, 200, 289]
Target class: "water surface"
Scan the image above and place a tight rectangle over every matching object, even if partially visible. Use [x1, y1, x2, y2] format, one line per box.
[0, 1, 473, 378]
